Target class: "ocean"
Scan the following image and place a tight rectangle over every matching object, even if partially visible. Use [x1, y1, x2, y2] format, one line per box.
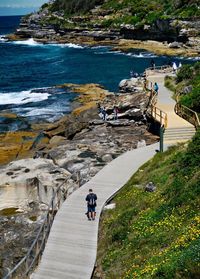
[0, 15, 198, 130]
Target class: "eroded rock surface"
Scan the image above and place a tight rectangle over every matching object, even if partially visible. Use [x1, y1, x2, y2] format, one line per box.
[0, 89, 158, 277]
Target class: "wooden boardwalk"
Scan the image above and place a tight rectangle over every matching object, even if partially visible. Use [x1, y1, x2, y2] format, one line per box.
[148, 74, 195, 143]
[31, 143, 159, 279]
[31, 72, 195, 279]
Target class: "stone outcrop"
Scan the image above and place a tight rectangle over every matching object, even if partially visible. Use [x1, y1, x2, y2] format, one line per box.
[0, 84, 160, 276]
[0, 131, 49, 166]
[6, 3, 200, 57]
[119, 77, 144, 93]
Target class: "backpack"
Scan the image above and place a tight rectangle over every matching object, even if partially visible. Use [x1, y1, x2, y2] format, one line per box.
[154, 83, 159, 91]
[88, 193, 96, 206]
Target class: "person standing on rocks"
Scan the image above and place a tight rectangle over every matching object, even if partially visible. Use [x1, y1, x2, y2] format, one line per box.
[113, 106, 119, 120]
[85, 189, 97, 221]
[102, 107, 107, 121]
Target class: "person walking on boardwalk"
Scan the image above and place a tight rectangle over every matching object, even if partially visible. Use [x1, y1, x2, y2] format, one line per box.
[172, 62, 178, 73]
[85, 189, 97, 221]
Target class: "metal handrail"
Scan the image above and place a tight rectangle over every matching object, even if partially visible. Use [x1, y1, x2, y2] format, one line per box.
[151, 104, 168, 128]
[3, 177, 70, 279]
[174, 92, 200, 129]
[3, 161, 92, 279]
[145, 65, 172, 76]
[146, 81, 168, 128]
[175, 103, 200, 129]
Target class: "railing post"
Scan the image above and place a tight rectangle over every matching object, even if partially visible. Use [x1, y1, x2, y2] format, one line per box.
[77, 171, 81, 187]
[160, 110, 163, 125]
[160, 126, 164, 152]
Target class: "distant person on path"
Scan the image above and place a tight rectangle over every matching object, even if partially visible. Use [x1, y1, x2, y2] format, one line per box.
[178, 62, 182, 68]
[172, 62, 178, 73]
[113, 106, 119, 120]
[150, 59, 155, 70]
[154, 82, 159, 93]
[85, 189, 97, 221]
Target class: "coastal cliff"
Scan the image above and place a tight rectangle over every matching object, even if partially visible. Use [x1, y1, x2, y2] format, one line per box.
[7, 0, 200, 57]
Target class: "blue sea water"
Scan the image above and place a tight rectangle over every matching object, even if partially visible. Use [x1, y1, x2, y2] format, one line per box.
[0, 16, 198, 129]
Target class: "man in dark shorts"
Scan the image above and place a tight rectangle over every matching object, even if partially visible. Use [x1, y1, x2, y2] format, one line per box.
[85, 189, 97, 221]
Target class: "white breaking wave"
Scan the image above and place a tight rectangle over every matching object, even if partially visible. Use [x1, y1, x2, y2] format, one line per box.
[23, 108, 62, 117]
[0, 90, 50, 105]
[18, 106, 70, 122]
[94, 49, 157, 58]
[126, 52, 157, 58]
[13, 38, 41, 46]
[178, 56, 200, 61]
[63, 43, 84, 49]
[0, 35, 6, 42]
[91, 46, 107, 49]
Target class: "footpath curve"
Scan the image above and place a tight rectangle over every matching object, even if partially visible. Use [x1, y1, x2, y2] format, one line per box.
[32, 142, 159, 279]
[32, 71, 196, 279]
[147, 73, 195, 143]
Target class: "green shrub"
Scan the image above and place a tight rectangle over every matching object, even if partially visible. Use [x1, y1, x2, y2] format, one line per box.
[176, 64, 193, 83]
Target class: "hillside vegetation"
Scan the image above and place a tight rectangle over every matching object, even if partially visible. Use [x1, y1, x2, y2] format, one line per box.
[96, 130, 200, 278]
[95, 62, 200, 278]
[176, 62, 200, 113]
[165, 62, 200, 113]
[49, 0, 200, 27]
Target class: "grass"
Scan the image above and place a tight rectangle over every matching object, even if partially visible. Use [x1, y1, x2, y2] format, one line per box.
[164, 76, 176, 93]
[96, 131, 200, 278]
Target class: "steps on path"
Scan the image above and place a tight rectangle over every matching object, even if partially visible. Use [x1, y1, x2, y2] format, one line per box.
[164, 126, 196, 142]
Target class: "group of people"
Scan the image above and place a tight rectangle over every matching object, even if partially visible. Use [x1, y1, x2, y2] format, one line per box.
[98, 104, 119, 121]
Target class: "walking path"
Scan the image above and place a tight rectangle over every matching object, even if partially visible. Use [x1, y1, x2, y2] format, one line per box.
[148, 74, 195, 144]
[32, 72, 195, 279]
[148, 74, 194, 129]
[32, 143, 159, 279]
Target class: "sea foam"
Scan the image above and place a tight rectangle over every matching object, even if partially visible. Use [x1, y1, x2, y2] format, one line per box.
[0, 35, 6, 42]
[0, 89, 50, 105]
[13, 38, 41, 46]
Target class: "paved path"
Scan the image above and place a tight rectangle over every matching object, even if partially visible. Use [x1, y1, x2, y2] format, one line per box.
[32, 72, 195, 279]
[148, 74, 194, 129]
[31, 143, 159, 279]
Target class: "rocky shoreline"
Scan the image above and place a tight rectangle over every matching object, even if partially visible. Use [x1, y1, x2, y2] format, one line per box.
[1, 2, 199, 276]
[0, 76, 160, 277]
[4, 4, 200, 58]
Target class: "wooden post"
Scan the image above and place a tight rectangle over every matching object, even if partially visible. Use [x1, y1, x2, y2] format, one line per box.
[160, 126, 164, 152]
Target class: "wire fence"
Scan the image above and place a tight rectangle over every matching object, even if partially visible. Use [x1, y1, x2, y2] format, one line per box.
[3, 164, 92, 279]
